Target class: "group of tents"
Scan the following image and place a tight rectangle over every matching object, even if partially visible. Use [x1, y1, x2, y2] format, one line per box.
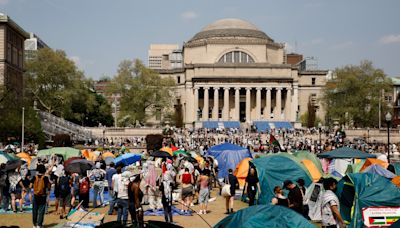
[207, 143, 400, 228]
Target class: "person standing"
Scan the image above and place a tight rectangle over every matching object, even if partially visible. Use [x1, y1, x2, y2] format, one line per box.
[198, 174, 209, 214]
[116, 171, 130, 226]
[58, 171, 72, 219]
[90, 162, 106, 208]
[160, 168, 174, 223]
[297, 178, 310, 219]
[271, 186, 289, 207]
[283, 180, 303, 215]
[109, 166, 122, 215]
[225, 169, 238, 214]
[244, 167, 261, 206]
[322, 178, 346, 228]
[31, 164, 51, 228]
[8, 167, 25, 213]
[79, 174, 90, 209]
[21, 171, 33, 209]
[179, 168, 194, 212]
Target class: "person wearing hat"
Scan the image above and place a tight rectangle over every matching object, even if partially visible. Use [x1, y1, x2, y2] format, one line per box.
[89, 162, 106, 208]
[283, 180, 303, 215]
[31, 164, 51, 228]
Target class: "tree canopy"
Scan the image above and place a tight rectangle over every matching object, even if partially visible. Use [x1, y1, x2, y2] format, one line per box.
[323, 60, 392, 127]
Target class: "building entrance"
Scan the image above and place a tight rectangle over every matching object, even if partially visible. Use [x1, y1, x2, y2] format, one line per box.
[240, 102, 246, 122]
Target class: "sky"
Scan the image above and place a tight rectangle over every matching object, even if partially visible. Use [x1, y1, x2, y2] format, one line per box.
[1, 0, 400, 79]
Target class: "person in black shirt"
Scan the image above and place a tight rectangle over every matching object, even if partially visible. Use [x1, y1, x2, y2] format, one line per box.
[271, 186, 289, 207]
[283, 180, 303, 215]
[244, 167, 261, 206]
[225, 169, 239, 214]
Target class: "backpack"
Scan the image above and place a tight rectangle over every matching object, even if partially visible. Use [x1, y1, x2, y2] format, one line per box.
[58, 176, 71, 197]
[79, 177, 89, 194]
[34, 175, 46, 196]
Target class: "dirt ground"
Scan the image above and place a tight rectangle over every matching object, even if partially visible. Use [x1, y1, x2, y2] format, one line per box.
[0, 189, 248, 228]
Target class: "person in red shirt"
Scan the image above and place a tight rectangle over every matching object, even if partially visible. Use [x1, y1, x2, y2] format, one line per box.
[179, 168, 194, 212]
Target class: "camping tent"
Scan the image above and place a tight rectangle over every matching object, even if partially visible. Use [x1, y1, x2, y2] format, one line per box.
[214, 204, 316, 228]
[293, 151, 323, 173]
[38, 147, 81, 160]
[234, 157, 252, 188]
[317, 147, 376, 159]
[360, 158, 388, 172]
[251, 153, 313, 204]
[207, 143, 252, 179]
[363, 164, 396, 179]
[336, 173, 400, 228]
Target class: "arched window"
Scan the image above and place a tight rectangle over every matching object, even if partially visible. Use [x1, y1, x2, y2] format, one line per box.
[218, 51, 255, 64]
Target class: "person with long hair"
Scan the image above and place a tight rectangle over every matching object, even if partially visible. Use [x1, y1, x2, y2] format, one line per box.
[179, 168, 194, 212]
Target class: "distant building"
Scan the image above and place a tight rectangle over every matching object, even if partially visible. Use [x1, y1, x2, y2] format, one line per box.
[148, 44, 182, 70]
[391, 77, 400, 126]
[93, 79, 120, 127]
[24, 32, 49, 60]
[0, 13, 29, 98]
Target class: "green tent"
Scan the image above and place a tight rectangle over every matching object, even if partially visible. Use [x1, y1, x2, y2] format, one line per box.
[38, 147, 81, 160]
[251, 153, 313, 204]
[214, 205, 316, 228]
[293, 150, 323, 173]
[0, 151, 19, 164]
[345, 160, 365, 174]
[336, 173, 400, 228]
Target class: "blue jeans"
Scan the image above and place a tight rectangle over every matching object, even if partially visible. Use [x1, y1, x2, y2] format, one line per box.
[32, 195, 46, 227]
[117, 198, 128, 225]
[108, 191, 117, 215]
[93, 181, 104, 208]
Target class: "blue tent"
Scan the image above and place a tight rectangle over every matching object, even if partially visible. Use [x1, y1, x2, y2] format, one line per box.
[114, 153, 142, 166]
[363, 164, 396, 179]
[207, 143, 252, 179]
[214, 205, 316, 228]
[317, 147, 376, 159]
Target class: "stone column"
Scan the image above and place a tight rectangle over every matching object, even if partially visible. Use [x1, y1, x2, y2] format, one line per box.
[265, 88, 271, 119]
[245, 87, 251, 122]
[235, 87, 240, 121]
[203, 87, 209, 120]
[276, 87, 282, 120]
[285, 87, 291, 121]
[292, 84, 299, 122]
[256, 88, 261, 120]
[194, 88, 199, 121]
[213, 87, 219, 120]
[223, 87, 230, 120]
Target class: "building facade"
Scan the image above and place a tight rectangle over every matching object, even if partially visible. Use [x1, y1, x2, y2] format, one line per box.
[0, 13, 29, 99]
[24, 32, 49, 61]
[148, 44, 183, 70]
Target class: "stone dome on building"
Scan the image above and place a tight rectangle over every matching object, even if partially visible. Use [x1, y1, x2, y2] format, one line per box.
[188, 18, 273, 43]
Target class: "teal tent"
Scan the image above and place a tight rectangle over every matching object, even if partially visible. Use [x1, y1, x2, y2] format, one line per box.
[293, 150, 323, 173]
[317, 147, 376, 159]
[214, 205, 316, 228]
[38, 147, 81, 160]
[336, 173, 400, 228]
[251, 153, 313, 204]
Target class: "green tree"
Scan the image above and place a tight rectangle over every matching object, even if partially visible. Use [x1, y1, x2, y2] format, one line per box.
[108, 59, 175, 126]
[323, 60, 392, 127]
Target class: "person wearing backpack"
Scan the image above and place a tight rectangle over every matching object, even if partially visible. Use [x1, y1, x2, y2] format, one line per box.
[89, 162, 106, 208]
[30, 164, 50, 228]
[57, 171, 72, 219]
[79, 174, 90, 209]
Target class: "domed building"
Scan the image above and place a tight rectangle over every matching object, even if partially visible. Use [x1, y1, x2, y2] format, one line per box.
[151, 18, 328, 129]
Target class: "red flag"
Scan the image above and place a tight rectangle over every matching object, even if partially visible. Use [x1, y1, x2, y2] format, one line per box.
[171, 144, 179, 152]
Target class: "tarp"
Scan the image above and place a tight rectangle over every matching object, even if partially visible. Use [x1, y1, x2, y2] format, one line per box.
[234, 157, 252, 188]
[251, 153, 313, 204]
[363, 164, 397, 179]
[305, 182, 324, 221]
[0, 151, 18, 164]
[214, 205, 316, 228]
[336, 173, 400, 228]
[293, 151, 323, 173]
[207, 143, 252, 179]
[301, 159, 322, 182]
[360, 158, 388, 172]
[16, 152, 32, 165]
[317, 147, 376, 159]
[393, 163, 400, 175]
[38, 147, 81, 160]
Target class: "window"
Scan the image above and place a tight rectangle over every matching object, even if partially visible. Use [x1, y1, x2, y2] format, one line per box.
[218, 51, 254, 63]
[177, 76, 181, 84]
[312, 78, 316, 85]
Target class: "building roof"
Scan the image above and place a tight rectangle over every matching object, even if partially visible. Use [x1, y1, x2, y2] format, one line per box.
[0, 13, 29, 38]
[391, 77, 400, 86]
[188, 18, 273, 43]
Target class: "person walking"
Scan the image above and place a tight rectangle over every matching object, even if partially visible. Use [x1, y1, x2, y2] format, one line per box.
[322, 178, 346, 228]
[198, 174, 209, 214]
[225, 169, 238, 214]
[21, 171, 33, 209]
[244, 167, 261, 206]
[283, 180, 303, 215]
[8, 167, 25, 213]
[31, 164, 51, 228]
[58, 171, 72, 219]
[179, 168, 194, 212]
[90, 162, 106, 208]
[271, 186, 289, 207]
[160, 168, 174, 223]
[79, 174, 90, 209]
[116, 171, 130, 226]
[109, 166, 122, 215]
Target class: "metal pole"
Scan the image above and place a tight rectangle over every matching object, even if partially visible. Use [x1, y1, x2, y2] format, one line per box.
[387, 122, 391, 163]
[21, 107, 24, 152]
[379, 93, 381, 129]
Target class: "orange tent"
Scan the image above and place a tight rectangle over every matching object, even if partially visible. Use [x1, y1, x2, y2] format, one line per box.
[102, 151, 115, 159]
[301, 159, 322, 182]
[82, 150, 97, 162]
[160, 147, 173, 156]
[234, 157, 252, 188]
[392, 176, 400, 188]
[16, 152, 32, 165]
[360, 158, 388, 172]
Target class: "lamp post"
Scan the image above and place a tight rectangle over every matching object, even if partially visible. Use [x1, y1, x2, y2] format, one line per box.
[318, 122, 322, 152]
[385, 112, 392, 163]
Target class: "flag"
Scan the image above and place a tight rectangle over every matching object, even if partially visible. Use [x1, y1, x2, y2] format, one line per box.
[369, 217, 386, 225]
[171, 144, 179, 152]
[269, 134, 281, 147]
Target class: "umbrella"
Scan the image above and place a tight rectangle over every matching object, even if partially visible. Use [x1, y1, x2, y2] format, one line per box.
[150, 150, 172, 158]
[5, 159, 22, 171]
[0, 151, 18, 164]
[104, 157, 115, 165]
[102, 151, 115, 159]
[16, 152, 32, 165]
[64, 157, 83, 167]
[173, 149, 190, 157]
[4, 144, 16, 151]
[183, 156, 197, 163]
[65, 159, 94, 175]
[114, 153, 142, 166]
[160, 147, 173, 155]
[38, 147, 81, 160]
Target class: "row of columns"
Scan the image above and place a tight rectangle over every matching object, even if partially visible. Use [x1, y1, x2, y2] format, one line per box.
[194, 86, 294, 122]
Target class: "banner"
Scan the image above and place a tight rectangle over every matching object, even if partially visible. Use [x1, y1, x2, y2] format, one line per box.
[362, 206, 400, 227]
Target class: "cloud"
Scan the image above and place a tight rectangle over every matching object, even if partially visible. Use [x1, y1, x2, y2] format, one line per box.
[181, 11, 198, 20]
[0, 0, 9, 5]
[330, 41, 353, 50]
[69, 56, 80, 65]
[311, 38, 324, 45]
[379, 34, 400, 44]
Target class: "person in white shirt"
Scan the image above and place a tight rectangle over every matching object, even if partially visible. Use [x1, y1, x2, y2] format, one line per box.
[321, 178, 346, 228]
[116, 171, 130, 226]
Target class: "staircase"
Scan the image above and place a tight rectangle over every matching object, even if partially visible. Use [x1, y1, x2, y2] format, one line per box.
[38, 110, 92, 142]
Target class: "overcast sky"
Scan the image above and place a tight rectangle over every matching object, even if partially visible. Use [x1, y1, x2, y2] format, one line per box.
[1, 0, 400, 79]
